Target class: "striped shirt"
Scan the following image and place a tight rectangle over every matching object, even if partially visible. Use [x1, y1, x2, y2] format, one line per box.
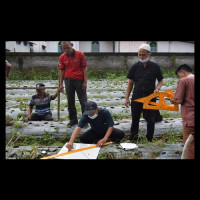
[29, 93, 53, 115]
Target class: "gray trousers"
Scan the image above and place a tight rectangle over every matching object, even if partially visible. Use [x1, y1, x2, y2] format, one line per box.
[30, 113, 53, 121]
[64, 78, 87, 123]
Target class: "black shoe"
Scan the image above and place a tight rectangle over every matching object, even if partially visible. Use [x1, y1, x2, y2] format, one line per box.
[146, 136, 153, 142]
[67, 121, 78, 128]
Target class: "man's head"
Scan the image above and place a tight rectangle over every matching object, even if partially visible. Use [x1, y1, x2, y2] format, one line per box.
[83, 101, 98, 117]
[138, 44, 151, 63]
[61, 41, 74, 56]
[36, 83, 45, 94]
[175, 64, 192, 78]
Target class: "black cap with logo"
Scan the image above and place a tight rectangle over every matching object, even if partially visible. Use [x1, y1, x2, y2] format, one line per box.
[83, 101, 97, 115]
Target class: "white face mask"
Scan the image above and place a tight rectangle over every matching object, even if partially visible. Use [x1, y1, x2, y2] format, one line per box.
[88, 113, 98, 119]
[139, 57, 150, 63]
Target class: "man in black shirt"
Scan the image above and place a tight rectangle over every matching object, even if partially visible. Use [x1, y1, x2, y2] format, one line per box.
[125, 44, 164, 142]
[66, 101, 125, 151]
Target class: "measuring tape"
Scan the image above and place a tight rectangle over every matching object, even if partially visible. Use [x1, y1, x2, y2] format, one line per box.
[41, 142, 113, 159]
[134, 90, 179, 111]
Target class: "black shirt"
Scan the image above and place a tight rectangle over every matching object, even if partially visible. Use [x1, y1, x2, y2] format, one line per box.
[127, 61, 163, 98]
[78, 107, 115, 133]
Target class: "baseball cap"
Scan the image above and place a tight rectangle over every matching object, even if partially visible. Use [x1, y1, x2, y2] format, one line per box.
[138, 44, 151, 52]
[36, 83, 45, 88]
[83, 101, 97, 115]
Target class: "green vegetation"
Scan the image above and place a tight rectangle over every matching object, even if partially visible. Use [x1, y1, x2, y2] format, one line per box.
[6, 131, 70, 147]
[6, 67, 184, 159]
[161, 68, 177, 78]
[9, 69, 59, 80]
[8, 68, 179, 80]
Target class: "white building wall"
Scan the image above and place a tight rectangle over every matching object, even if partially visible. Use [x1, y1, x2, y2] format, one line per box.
[79, 41, 91, 52]
[46, 41, 79, 52]
[31, 41, 47, 52]
[119, 41, 146, 52]
[79, 41, 114, 52]
[157, 41, 194, 52]
[46, 41, 59, 52]
[71, 41, 79, 50]
[6, 41, 194, 53]
[100, 41, 113, 52]
[6, 41, 31, 52]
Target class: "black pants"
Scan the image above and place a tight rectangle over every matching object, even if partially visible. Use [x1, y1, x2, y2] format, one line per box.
[130, 98, 156, 141]
[64, 78, 87, 123]
[30, 113, 53, 121]
[80, 128, 125, 144]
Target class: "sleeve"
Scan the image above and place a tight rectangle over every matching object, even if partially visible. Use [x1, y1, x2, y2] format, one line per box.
[127, 65, 135, 80]
[104, 109, 115, 127]
[59, 55, 65, 70]
[77, 115, 88, 128]
[49, 94, 54, 101]
[29, 96, 35, 108]
[174, 79, 185, 100]
[80, 52, 87, 68]
[156, 64, 163, 82]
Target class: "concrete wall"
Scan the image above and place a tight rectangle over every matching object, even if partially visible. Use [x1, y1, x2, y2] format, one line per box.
[5, 52, 194, 71]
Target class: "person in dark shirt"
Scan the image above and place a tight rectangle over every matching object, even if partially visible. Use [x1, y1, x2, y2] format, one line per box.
[27, 83, 60, 121]
[125, 44, 164, 142]
[66, 101, 125, 151]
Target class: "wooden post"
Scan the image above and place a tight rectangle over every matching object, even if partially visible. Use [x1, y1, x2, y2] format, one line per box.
[57, 64, 60, 121]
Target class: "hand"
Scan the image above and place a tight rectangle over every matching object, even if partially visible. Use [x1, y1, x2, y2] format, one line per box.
[59, 85, 64, 93]
[96, 138, 107, 147]
[57, 87, 62, 93]
[66, 141, 73, 152]
[25, 116, 31, 122]
[25, 117, 29, 122]
[154, 88, 159, 93]
[170, 98, 176, 104]
[82, 82, 87, 91]
[125, 98, 131, 107]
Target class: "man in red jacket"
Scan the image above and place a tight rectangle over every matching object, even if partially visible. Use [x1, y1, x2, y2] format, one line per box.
[59, 41, 88, 127]
[170, 64, 195, 159]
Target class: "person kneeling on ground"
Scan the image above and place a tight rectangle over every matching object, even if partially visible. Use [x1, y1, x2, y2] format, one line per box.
[66, 101, 125, 151]
[26, 83, 60, 121]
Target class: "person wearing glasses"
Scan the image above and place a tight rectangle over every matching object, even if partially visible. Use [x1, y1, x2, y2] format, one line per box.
[125, 44, 164, 142]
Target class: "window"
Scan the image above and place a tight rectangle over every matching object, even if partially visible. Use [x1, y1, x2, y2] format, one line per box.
[23, 41, 28, 46]
[58, 41, 63, 52]
[150, 41, 157, 52]
[16, 41, 22, 45]
[42, 45, 46, 50]
[92, 41, 99, 52]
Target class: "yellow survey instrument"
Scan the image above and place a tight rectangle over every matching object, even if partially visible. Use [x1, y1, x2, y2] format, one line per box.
[134, 90, 179, 111]
[41, 142, 113, 159]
